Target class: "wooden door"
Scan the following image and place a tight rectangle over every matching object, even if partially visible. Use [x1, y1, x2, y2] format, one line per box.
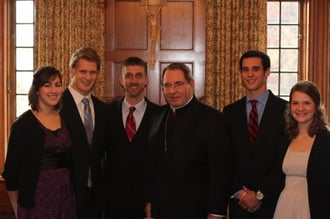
[104, 0, 205, 105]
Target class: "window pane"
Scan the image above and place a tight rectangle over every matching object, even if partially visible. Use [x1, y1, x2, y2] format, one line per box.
[267, 25, 279, 48]
[16, 71, 33, 94]
[16, 24, 34, 46]
[267, 1, 299, 99]
[267, 49, 279, 71]
[15, 0, 35, 118]
[281, 25, 298, 48]
[281, 2, 299, 24]
[267, 2, 280, 24]
[268, 73, 279, 95]
[16, 1, 34, 23]
[16, 48, 34, 70]
[16, 95, 29, 117]
[280, 73, 298, 95]
[280, 49, 298, 71]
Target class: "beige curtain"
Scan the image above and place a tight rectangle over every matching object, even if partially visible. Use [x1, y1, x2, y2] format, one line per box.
[205, 0, 267, 110]
[35, 0, 105, 98]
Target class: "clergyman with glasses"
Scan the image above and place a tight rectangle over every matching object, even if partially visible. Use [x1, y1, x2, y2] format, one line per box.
[148, 63, 233, 219]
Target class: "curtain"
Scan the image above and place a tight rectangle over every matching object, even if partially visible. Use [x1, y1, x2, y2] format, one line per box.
[205, 0, 267, 110]
[35, 0, 105, 98]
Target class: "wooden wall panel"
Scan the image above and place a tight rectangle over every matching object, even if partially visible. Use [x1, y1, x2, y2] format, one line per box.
[161, 2, 193, 50]
[307, 0, 330, 121]
[0, 181, 13, 214]
[105, 0, 205, 105]
[115, 2, 148, 49]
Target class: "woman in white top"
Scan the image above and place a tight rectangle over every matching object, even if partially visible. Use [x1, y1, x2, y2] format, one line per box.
[273, 80, 330, 219]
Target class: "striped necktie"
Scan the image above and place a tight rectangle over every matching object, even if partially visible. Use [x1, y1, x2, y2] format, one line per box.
[82, 98, 93, 187]
[248, 100, 259, 144]
[82, 98, 93, 145]
[126, 106, 136, 142]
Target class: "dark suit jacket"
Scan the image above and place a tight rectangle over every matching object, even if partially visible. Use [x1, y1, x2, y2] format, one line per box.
[104, 97, 160, 219]
[150, 96, 233, 219]
[223, 90, 287, 218]
[277, 129, 330, 218]
[61, 89, 108, 213]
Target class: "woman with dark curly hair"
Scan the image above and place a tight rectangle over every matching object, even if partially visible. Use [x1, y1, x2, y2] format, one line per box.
[273, 80, 330, 219]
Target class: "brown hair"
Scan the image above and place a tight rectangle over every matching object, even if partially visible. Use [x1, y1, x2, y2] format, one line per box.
[161, 63, 193, 83]
[285, 80, 328, 138]
[121, 56, 148, 75]
[28, 66, 62, 111]
[69, 47, 100, 71]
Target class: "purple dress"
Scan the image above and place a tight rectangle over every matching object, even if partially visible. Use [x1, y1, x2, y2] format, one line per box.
[18, 119, 76, 219]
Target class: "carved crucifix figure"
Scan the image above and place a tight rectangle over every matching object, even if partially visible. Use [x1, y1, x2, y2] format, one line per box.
[146, 3, 162, 69]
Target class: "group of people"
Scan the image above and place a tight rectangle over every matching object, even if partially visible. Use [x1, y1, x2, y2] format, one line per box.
[2, 48, 329, 219]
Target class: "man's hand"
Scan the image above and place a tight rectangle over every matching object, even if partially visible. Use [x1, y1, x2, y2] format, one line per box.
[238, 186, 262, 212]
[144, 202, 153, 219]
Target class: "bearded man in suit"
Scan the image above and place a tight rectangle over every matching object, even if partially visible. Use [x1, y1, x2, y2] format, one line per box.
[104, 56, 159, 219]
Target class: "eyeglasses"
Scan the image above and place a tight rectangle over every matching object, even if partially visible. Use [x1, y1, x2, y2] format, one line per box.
[162, 81, 187, 90]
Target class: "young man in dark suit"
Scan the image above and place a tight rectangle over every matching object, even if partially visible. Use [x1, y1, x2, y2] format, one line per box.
[61, 47, 108, 219]
[104, 57, 159, 219]
[149, 63, 232, 219]
[223, 50, 288, 219]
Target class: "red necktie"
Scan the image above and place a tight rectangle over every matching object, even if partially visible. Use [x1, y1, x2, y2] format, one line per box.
[248, 100, 258, 144]
[126, 106, 136, 142]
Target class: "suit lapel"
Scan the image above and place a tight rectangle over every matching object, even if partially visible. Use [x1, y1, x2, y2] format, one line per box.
[63, 89, 90, 147]
[136, 98, 152, 136]
[237, 98, 250, 143]
[307, 132, 323, 174]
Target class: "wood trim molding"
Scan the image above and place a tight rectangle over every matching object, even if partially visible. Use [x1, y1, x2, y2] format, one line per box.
[0, 0, 9, 175]
[307, 0, 330, 121]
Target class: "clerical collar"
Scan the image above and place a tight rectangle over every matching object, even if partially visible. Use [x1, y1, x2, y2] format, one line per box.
[169, 95, 194, 114]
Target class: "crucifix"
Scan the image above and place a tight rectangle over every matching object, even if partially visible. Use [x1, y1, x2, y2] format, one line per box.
[145, 1, 163, 69]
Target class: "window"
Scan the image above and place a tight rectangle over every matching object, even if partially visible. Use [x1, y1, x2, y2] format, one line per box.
[267, 0, 300, 100]
[15, 0, 34, 117]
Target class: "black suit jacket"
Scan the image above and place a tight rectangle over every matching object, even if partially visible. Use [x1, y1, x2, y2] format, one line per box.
[104, 97, 160, 219]
[150, 96, 233, 219]
[61, 89, 108, 212]
[223, 90, 287, 218]
[277, 129, 330, 218]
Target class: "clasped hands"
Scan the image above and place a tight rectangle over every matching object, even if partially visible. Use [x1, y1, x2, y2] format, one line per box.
[237, 186, 262, 213]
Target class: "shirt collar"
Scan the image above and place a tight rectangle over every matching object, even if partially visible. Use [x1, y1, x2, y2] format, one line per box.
[246, 90, 269, 106]
[122, 97, 146, 113]
[69, 86, 92, 105]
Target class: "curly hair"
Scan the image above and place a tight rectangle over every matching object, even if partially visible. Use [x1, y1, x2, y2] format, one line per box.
[285, 80, 328, 139]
